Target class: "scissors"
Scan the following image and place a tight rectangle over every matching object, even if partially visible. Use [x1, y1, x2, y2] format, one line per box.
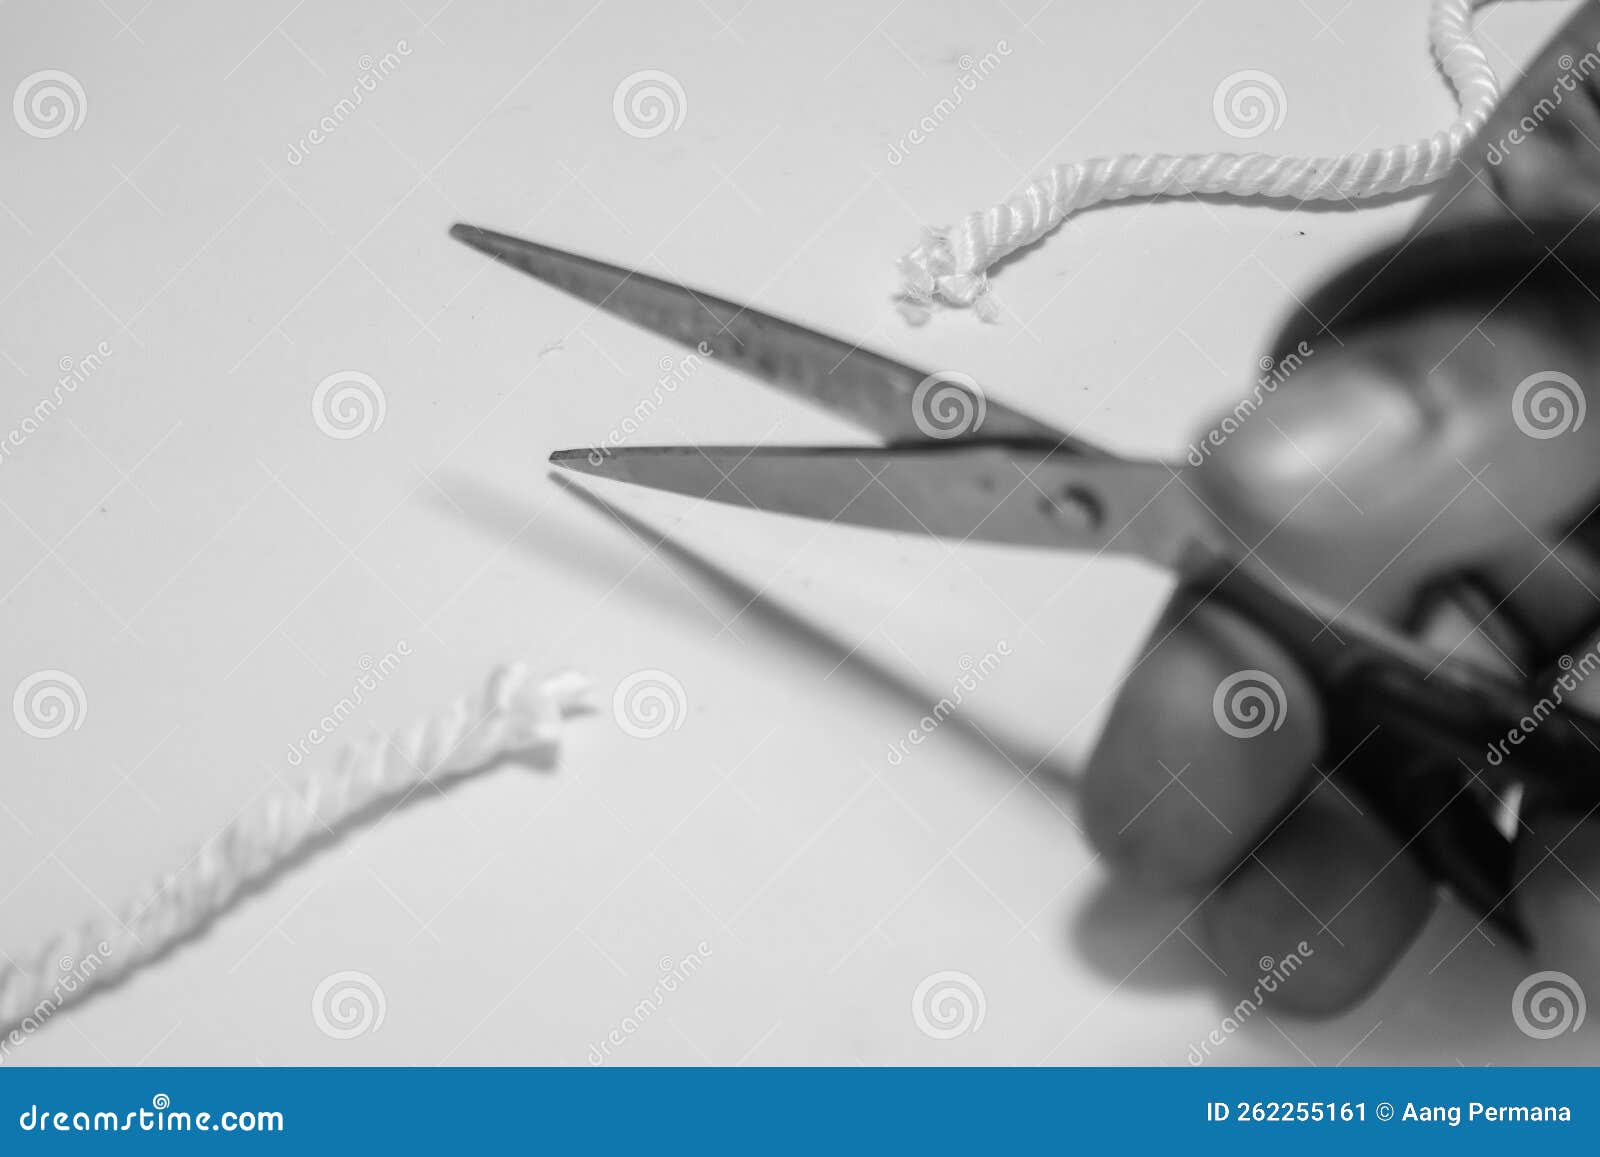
[452, 221, 1600, 941]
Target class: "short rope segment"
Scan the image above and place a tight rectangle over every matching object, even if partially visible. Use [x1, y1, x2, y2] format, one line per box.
[897, 0, 1499, 321]
[0, 665, 590, 1044]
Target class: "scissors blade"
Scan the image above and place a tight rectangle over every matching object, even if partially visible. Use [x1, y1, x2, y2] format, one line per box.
[550, 444, 1193, 565]
[451, 223, 1086, 449]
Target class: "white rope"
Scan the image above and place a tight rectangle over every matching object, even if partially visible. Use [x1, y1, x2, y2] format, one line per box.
[0, 664, 589, 1042]
[897, 0, 1500, 321]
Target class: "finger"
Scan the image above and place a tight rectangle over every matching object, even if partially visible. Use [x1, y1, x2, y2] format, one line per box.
[1199, 790, 1437, 1016]
[1083, 580, 1475, 1017]
[1480, 541, 1600, 669]
[1081, 590, 1321, 891]
[1196, 596, 1499, 1016]
[1514, 808, 1600, 1005]
[1201, 302, 1600, 622]
[1512, 622, 1600, 1000]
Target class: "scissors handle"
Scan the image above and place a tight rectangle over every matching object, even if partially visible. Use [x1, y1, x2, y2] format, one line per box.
[1193, 554, 1600, 936]
[1202, 558, 1600, 807]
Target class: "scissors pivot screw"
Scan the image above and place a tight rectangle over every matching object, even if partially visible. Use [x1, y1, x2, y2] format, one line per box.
[1041, 485, 1101, 531]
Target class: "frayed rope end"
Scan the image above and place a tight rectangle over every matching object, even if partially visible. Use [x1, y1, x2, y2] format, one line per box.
[897, 228, 1000, 323]
[489, 664, 591, 750]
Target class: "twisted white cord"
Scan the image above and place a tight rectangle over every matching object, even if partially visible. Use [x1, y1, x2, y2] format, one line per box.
[0, 664, 589, 1041]
[897, 0, 1499, 320]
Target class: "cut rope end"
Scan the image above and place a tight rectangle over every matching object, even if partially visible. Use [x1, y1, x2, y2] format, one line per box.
[893, 0, 1499, 324]
[896, 229, 1001, 324]
[490, 664, 591, 750]
[0, 661, 594, 1044]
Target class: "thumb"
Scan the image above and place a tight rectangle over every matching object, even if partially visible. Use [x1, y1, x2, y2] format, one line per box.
[1191, 225, 1600, 622]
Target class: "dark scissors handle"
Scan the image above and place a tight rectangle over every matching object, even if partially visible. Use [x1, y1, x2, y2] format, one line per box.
[1198, 553, 1600, 941]
[1200, 556, 1600, 812]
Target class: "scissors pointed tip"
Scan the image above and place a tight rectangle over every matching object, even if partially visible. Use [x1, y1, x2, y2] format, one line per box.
[548, 448, 617, 480]
[548, 444, 745, 497]
[449, 222, 508, 258]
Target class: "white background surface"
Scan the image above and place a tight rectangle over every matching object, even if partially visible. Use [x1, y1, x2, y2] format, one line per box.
[2, 0, 1591, 1064]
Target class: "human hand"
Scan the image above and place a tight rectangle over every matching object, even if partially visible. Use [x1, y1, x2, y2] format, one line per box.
[1084, 0, 1600, 1017]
